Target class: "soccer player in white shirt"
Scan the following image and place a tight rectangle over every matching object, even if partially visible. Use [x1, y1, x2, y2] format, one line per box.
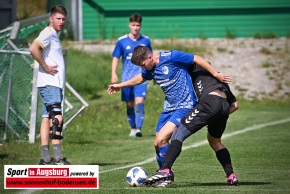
[29, 5, 70, 165]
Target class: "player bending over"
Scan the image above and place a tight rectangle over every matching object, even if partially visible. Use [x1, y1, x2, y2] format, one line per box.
[108, 46, 231, 183]
[143, 63, 239, 187]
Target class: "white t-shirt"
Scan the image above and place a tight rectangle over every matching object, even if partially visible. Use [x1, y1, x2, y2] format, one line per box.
[34, 27, 65, 89]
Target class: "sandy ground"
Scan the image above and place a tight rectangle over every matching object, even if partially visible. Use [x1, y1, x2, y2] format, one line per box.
[70, 38, 290, 100]
[201, 38, 290, 100]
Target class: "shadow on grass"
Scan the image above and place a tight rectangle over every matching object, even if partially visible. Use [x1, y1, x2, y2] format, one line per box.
[173, 181, 271, 187]
[90, 94, 102, 100]
[143, 134, 155, 137]
[0, 154, 9, 159]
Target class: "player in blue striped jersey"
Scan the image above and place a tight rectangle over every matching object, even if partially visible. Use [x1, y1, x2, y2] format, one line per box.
[107, 45, 231, 173]
[111, 14, 152, 137]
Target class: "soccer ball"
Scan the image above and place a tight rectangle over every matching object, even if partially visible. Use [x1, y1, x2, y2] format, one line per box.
[126, 166, 148, 187]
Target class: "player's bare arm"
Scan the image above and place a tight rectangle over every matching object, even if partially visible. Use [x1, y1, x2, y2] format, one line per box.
[229, 101, 239, 114]
[107, 74, 146, 94]
[29, 41, 58, 75]
[194, 55, 232, 84]
[111, 57, 119, 83]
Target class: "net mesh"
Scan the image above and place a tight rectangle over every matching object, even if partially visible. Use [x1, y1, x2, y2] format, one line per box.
[0, 42, 34, 141]
[0, 27, 12, 48]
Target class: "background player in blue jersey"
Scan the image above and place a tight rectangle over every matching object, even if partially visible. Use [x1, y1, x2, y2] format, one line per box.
[108, 45, 232, 175]
[143, 64, 239, 187]
[111, 14, 152, 137]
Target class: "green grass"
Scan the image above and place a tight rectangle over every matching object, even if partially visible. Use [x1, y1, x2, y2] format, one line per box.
[1, 48, 290, 194]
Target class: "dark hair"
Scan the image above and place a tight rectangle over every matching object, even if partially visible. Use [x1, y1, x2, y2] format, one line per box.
[50, 5, 67, 16]
[131, 45, 150, 66]
[129, 14, 142, 23]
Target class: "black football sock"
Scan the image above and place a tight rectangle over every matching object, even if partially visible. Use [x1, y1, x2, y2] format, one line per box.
[216, 148, 233, 176]
[161, 140, 182, 170]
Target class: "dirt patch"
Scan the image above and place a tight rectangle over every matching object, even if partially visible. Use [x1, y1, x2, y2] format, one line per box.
[201, 38, 290, 100]
[69, 38, 290, 100]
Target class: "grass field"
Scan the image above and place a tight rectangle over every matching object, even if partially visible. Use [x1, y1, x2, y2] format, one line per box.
[1, 49, 290, 194]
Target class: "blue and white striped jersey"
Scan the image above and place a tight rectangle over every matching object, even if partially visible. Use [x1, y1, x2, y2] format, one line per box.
[142, 50, 197, 112]
[112, 34, 152, 82]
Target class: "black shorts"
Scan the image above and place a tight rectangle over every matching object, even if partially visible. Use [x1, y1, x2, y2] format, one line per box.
[181, 94, 229, 138]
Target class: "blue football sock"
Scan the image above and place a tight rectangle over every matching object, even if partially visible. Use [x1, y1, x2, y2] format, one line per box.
[156, 144, 170, 168]
[127, 107, 136, 128]
[135, 103, 144, 129]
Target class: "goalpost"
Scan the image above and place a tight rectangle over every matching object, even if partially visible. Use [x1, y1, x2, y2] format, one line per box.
[0, 14, 88, 144]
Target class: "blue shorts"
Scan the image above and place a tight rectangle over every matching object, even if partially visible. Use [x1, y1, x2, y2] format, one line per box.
[38, 85, 63, 118]
[155, 108, 192, 133]
[121, 82, 147, 102]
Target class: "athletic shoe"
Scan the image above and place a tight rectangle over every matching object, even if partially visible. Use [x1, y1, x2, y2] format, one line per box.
[154, 180, 173, 187]
[39, 158, 55, 165]
[135, 129, 142, 137]
[227, 173, 239, 186]
[55, 157, 71, 165]
[143, 168, 173, 186]
[129, 128, 137, 137]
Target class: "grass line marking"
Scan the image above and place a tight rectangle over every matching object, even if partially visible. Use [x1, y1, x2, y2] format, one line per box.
[100, 117, 290, 173]
[19, 117, 290, 194]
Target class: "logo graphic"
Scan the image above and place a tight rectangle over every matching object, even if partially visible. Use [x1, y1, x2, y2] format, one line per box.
[4, 165, 99, 189]
[162, 66, 169, 74]
[126, 45, 131, 50]
[126, 53, 132, 60]
[197, 80, 203, 93]
[185, 109, 199, 123]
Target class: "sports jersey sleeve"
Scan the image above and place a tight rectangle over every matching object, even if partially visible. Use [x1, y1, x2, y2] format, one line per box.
[171, 50, 194, 67]
[225, 84, 237, 105]
[35, 27, 51, 49]
[141, 69, 153, 80]
[147, 42, 153, 51]
[112, 41, 122, 58]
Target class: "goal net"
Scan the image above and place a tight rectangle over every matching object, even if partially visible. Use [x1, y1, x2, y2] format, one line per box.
[0, 14, 88, 144]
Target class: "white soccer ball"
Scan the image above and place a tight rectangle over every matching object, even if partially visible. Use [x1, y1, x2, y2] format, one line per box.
[126, 166, 148, 187]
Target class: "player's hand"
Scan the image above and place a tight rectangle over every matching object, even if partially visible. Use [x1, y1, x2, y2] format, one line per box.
[107, 84, 122, 94]
[216, 73, 232, 84]
[43, 64, 58, 75]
